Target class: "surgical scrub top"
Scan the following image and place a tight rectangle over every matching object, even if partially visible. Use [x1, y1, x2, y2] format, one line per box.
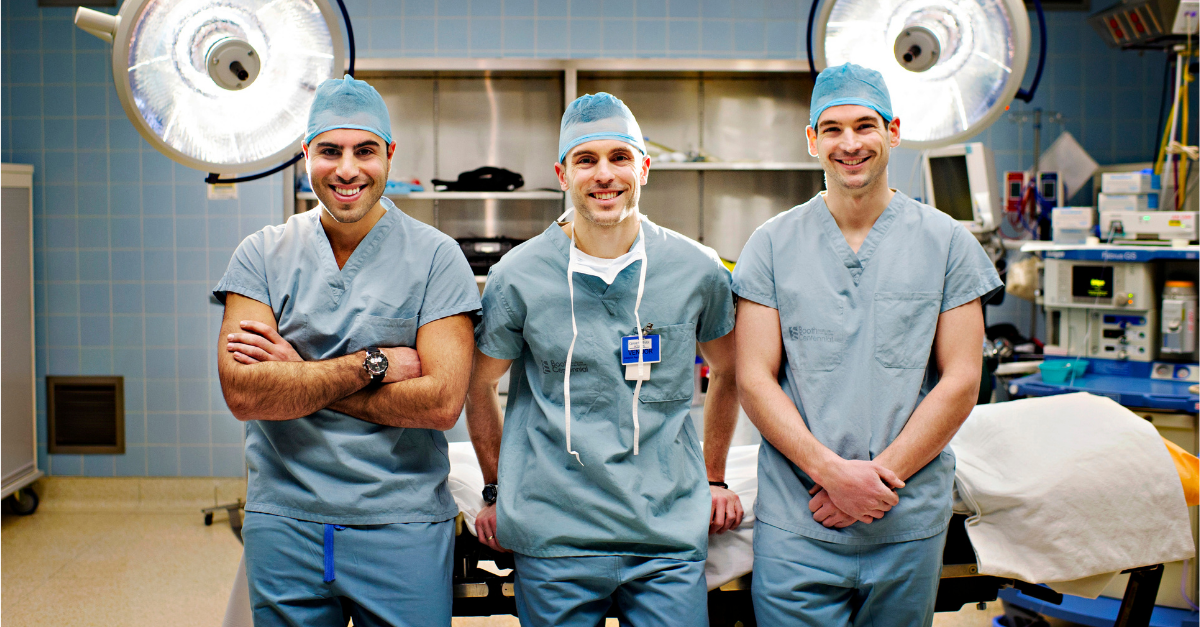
[477, 218, 735, 561]
[213, 198, 481, 525]
[731, 191, 1001, 545]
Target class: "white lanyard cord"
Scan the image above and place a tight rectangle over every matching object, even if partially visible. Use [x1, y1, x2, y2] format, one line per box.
[563, 223, 647, 464]
[565, 230, 584, 466]
[630, 239, 648, 456]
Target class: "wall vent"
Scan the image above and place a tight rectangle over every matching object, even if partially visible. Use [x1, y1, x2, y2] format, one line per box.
[46, 376, 124, 455]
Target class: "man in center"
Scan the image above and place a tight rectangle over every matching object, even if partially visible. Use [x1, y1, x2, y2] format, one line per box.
[466, 93, 744, 626]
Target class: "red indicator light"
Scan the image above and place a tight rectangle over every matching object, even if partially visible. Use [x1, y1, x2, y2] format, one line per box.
[1109, 17, 1125, 39]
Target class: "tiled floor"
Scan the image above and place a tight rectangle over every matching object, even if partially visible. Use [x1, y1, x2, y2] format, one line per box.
[1, 504, 1049, 627]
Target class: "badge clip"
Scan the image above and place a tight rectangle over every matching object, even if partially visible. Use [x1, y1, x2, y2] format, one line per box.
[621, 331, 661, 380]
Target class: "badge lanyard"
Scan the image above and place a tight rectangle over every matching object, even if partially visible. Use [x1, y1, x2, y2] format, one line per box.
[563, 219, 648, 465]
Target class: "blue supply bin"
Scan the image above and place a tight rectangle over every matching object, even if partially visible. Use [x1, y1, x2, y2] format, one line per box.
[1038, 359, 1088, 384]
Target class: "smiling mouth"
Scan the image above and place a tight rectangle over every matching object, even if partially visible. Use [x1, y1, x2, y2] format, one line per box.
[835, 156, 870, 167]
[590, 190, 624, 201]
[330, 184, 367, 201]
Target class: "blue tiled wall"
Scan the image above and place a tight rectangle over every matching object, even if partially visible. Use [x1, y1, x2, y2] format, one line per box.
[0, 0, 1168, 476]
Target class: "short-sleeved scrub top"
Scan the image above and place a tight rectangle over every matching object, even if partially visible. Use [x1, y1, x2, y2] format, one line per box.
[213, 198, 481, 526]
[477, 218, 736, 561]
[731, 191, 1002, 545]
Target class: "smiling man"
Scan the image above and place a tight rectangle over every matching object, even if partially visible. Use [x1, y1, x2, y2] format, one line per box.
[732, 64, 1002, 626]
[465, 93, 743, 627]
[213, 75, 479, 627]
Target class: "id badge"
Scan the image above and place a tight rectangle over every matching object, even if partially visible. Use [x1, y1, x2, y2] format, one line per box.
[622, 334, 660, 381]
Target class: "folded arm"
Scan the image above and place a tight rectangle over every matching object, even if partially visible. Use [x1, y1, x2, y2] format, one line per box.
[328, 313, 476, 430]
[874, 298, 983, 481]
[217, 293, 370, 422]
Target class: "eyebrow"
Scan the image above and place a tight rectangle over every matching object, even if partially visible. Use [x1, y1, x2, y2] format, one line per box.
[819, 116, 880, 129]
[570, 146, 633, 160]
[315, 140, 381, 150]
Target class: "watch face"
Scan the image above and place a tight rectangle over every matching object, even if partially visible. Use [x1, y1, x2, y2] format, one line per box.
[365, 352, 388, 376]
[482, 484, 497, 503]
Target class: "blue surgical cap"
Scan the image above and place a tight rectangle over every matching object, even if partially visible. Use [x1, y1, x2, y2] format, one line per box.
[558, 92, 646, 163]
[304, 74, 393, 146]
[809, 63, 894, 128]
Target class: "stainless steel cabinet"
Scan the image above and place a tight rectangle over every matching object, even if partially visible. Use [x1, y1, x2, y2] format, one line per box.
[294, 59, 826, 261]
[1, 163, 42, 504]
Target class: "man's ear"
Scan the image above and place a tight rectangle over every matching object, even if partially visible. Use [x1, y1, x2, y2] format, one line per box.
[888, 118, 901, 148]
[555, 161, 569, 191]
[806, 126, 818, 158]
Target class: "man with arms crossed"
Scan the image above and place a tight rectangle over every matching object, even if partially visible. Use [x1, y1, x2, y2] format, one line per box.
[733, 64, 1002, 626]
[214, 75, 479, 626]
[467, 93, 744, 626]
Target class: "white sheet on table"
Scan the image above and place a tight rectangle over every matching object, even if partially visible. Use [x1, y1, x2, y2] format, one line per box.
[448, 441, 759, 591]
[950, 392, 1195, 598]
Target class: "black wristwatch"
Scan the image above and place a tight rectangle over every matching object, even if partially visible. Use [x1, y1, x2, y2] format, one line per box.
[482, 483, 498, 506]
[363, 347, 388, 385]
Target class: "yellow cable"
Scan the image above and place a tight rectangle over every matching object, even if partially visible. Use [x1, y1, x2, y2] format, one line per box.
[1178, 43, 1192, 210]
[1156, 104, 1175, 175]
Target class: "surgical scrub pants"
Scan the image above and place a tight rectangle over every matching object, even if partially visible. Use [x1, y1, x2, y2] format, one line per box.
[242, 512, 453, 627]
[513, 553, 708, 627]
[751, 521, 948, 627]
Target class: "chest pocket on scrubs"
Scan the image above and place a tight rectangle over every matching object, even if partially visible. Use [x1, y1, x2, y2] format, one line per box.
[346, 313, 418, 353]
[638, 323, 696, 403]
[874, 292, 941, 369]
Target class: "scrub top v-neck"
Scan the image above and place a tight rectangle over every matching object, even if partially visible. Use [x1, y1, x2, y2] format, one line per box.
[732, 191, 1001, 545]
[214, 198, 482, 525]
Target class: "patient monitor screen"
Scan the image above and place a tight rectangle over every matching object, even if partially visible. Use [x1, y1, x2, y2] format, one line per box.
[1071, 266, 1114, 299]
[929, 156, 974, 222]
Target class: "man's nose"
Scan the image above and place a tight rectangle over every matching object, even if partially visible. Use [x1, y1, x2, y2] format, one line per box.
[594, 157, 616, 183]
[335, 153, 359, 181]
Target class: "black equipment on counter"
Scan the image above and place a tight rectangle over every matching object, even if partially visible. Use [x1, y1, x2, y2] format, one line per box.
[458, 237, 525, 276]
[433, 167, 524, 192]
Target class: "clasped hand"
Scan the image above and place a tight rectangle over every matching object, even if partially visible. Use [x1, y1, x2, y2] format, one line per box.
[808, 459, 904, 529]
[225, 320, 421, 384]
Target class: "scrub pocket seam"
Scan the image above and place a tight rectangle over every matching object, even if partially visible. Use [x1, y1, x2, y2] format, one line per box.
[637, 322, 697, 403]
[873, 292, 941, 369]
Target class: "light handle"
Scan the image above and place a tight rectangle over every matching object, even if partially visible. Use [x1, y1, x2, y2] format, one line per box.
[74, 7, 120, 44]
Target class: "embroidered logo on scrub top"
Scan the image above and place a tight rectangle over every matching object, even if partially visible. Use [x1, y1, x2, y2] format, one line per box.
[788, 326, 839, 342]
[543, 359, 589, 374]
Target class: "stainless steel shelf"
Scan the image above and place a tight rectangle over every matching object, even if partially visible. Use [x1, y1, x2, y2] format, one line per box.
[652, 161, 822, 171]
[296, 191, 563, 201]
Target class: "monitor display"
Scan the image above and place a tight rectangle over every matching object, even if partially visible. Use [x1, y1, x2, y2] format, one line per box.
[1071, 266, 1114, 299]
[928, 155, 974, 222]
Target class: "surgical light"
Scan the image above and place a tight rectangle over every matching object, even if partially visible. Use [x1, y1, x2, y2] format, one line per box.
[808, 0, 1047, 148]
[75, 0, 353, 182]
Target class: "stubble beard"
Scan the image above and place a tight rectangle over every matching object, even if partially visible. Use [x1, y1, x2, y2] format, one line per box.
[824, 142, 890, 196]
[569, 183, 641, 228]
[314, 176, 386, 224]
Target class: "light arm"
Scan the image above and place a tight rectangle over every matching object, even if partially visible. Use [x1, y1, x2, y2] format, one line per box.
[735, 299, 900, 524]
[698, 331, 738, 482]
[698, 330, 745, 533]
[465, 350, 513, 485]
[734, 300, 841, 482]
[217, 293, 369, 422]
[329, 313, 476, 430]
[874, 299, 983, 481]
